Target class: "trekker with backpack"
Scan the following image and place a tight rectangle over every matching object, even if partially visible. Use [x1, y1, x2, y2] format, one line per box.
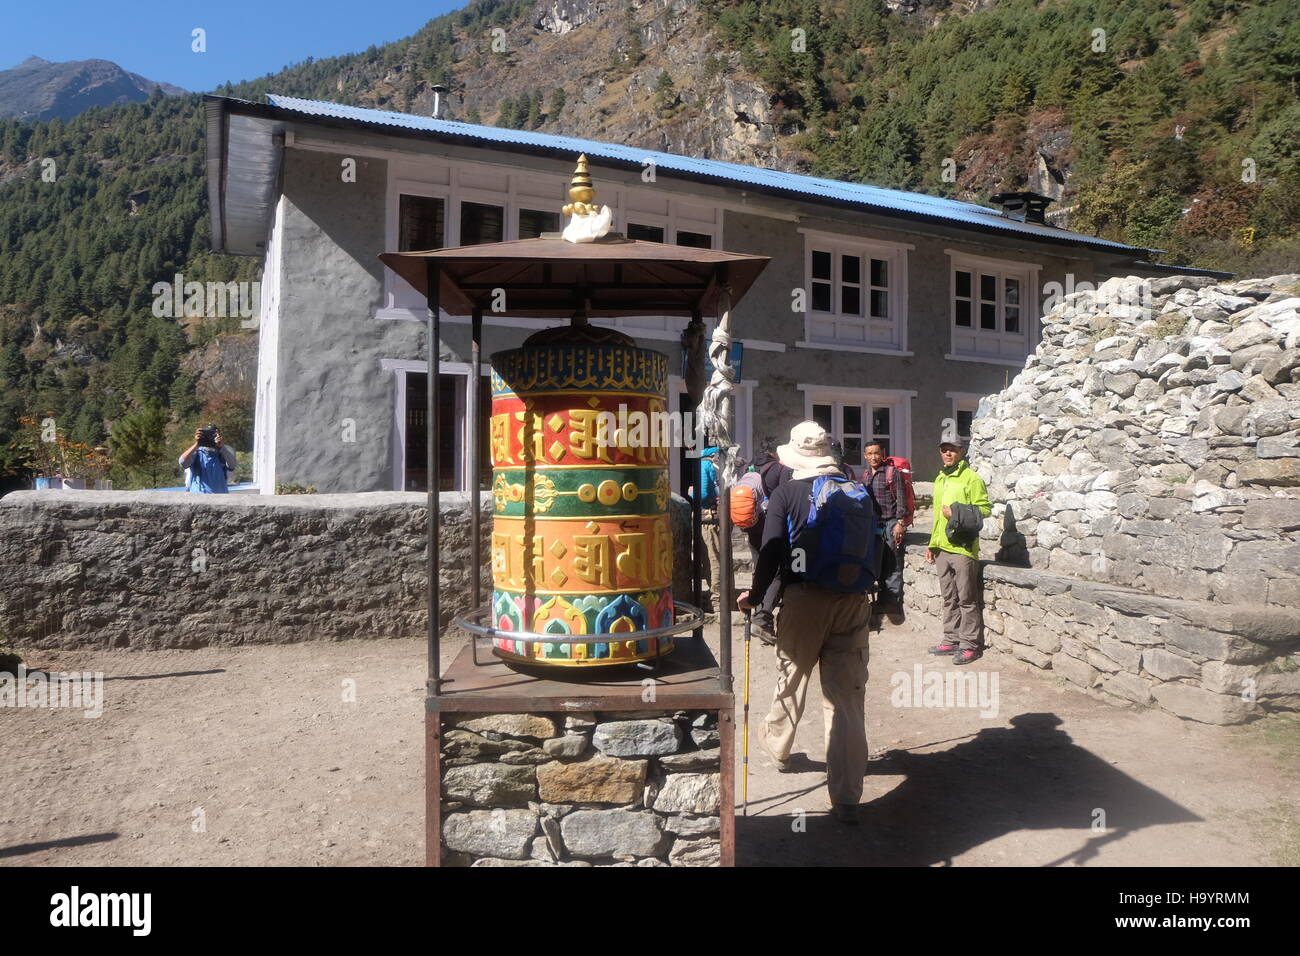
[737, 421, 879, 825]
[926, 437, 992, 665]
[730, 439, 791, 644]
[863, 442, 914, 622]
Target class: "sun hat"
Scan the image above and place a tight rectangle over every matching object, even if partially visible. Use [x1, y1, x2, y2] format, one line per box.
[778, 421, 842, 480]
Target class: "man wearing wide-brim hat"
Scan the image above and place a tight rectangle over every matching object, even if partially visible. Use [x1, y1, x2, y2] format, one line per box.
[738, 420, 874, 825]
[925, 435, 992, 664]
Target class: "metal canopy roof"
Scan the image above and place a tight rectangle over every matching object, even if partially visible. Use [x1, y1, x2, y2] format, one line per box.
[204, 93, 1170, 261]
[379, 235, 770, 318]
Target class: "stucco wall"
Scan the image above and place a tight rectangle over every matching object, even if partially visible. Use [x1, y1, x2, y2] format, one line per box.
[262, 131, 1170, 490]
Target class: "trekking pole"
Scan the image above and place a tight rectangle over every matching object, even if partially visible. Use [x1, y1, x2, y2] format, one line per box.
[742, 607, 752, 817]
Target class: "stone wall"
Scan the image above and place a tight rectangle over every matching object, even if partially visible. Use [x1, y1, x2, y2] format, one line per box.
[970, 273, 1300, 607]
[0, 490, 693, 649]
[440, 710, 721, 867]
[903, 544, 1300, 724]
[904, 273, 1300, 726]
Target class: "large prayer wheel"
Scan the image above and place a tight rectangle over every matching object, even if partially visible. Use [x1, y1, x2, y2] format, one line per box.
[488, 324, 675, 667]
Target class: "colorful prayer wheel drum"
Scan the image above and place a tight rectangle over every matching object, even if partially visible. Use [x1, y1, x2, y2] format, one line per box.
[489, 325, 675, 667]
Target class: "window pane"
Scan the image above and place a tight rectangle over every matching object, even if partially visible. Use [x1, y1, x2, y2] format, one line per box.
[812, 250, 832, 280]
[1005, 277, 1020, 305]
[676, 230, 712, 248]
[628, 222, 665, 243]
[813, 403, 833, 431]
[955, 269, 971, 298]
[461, 202, 503, 245]
[842, 436, 862, 467]
[842, 254, 861, 285]
[812, 281, 832, 312]
[841, 285, 861, 316]
[957, 410, 973, 438]
[1005, 307, 1020, 333]
[870, 258, 888, 287]
[518, 208, 559, 239]
[872, 406, 890, 437]
[956, 300, 972, 327]
[870, 290, 888, 319]
[980, 273, 997, 302]
[399, 195, 445, 252]
[981, 303, 997, 329]
[843, 405, 862, 435]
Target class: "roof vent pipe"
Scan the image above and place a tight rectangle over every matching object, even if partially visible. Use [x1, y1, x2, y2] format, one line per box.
[990, 191, 1054, 225]
[431, 84, 449, 119]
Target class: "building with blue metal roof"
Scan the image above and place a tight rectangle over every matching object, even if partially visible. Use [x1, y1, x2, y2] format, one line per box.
[203, 93, 1226, 495]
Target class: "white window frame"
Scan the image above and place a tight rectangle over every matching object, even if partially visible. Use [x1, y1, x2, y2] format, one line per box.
[797, 385, 915, 471]
[946, 250, 1040, 364]
[798, 229, 910, 354]
[378, 160, 568, 321]
[946, 391, 985, 444]
[381, 358, 492, 492]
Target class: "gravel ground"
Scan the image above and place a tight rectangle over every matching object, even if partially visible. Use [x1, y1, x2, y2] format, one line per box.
[2, 616, 1295, 867]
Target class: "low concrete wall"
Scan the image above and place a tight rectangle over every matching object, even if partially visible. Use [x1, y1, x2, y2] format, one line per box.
[902, 525, 1300, 724]
[0, 490, 693, 650]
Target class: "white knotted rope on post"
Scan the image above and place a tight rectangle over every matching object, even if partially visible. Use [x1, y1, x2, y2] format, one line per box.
[700, 282, 739, 483]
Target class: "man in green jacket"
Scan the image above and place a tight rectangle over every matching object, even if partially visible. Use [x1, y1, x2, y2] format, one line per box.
[925, 438, 992, 664]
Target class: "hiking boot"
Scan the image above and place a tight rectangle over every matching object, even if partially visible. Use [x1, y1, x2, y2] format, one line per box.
[886, 609, 906, 626]
[928, 641, 960, 655]
[753, 622, 778, 647]
[953, 647, 983, 665]
[832, 803, 861, 825]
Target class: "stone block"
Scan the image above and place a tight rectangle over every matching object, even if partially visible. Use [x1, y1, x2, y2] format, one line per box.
[1199, 660, 1265, 696]
[664, 815, 721, 836]
[1242, 497, 1300, 531]
[668, 836, 722, 867]
[1101, 671, 1153, 705]
[1099, 636, 1143, 672]
[1052, 652, 1099, 688]
[451, 714, 558, 741]
[1151, 682, 1253, 724]
[1141, 648, 1200, 681]
[443, 764, 537, 807]
[592, 719, 683, 757]
[652, 773, 721, 815]
[560, 809, 670, 859]
[1163, 621, 1267, 663]
[443, 809, 537, 860]
[658, 750, 721, 772]
[536, 756, 646, 804]
[1236, 458, 1300, 486]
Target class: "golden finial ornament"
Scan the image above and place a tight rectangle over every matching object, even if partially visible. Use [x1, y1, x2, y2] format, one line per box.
[562, 155, 598, 217]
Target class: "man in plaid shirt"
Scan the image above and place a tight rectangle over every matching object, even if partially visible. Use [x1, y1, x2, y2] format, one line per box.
[864, 443, 908, 622]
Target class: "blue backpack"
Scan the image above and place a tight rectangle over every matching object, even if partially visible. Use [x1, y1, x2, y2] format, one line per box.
[788, 476, 879, 593]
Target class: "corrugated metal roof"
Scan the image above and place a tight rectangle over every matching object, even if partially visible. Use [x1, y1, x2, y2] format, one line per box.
[264, 94, 1145, 255]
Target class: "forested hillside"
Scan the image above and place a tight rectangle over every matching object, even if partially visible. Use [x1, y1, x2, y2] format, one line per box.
[1, 0, 1297, 488]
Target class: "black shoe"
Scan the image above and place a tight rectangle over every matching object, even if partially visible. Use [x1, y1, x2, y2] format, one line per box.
[929, 642, 960, 655]
[953, 647, 982, 665]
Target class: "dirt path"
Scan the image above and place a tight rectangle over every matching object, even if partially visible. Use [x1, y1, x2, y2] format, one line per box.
[2, 621, 1295, 867]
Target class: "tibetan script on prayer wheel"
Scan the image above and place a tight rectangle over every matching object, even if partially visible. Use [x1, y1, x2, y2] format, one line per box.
[489, 325, 675, 667]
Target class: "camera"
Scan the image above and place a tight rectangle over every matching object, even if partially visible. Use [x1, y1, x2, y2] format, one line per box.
[197, 425, 218, 448]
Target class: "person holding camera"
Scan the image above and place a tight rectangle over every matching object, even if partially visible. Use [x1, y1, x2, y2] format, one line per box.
[179, 425, 236, 494]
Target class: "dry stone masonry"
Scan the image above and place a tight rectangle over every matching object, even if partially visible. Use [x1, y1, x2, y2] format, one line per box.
[906, 273, 1300, 724]
[0, 490, 693, 649]
[440, 710, 721, 866]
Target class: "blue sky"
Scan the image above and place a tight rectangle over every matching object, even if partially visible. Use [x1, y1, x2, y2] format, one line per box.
[3, 0, 465, 92]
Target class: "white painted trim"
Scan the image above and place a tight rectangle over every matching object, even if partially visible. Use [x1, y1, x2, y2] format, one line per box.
[802, 233, 909, 352]
[799, 226, 916, 251]
[797, 384, 919, 398]
[944, 248, 1043, 274]
[739, 338, 787, 353]
[794, 341, 913, 357]
[384, 358, 493, 492]
[797, 384, 914, 464]
[946, 249, 1040, 364]
[253, 196, 285, 494]
[943, 353, 1030, 368]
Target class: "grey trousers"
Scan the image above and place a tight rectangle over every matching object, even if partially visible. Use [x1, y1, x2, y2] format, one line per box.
[935, 550, 983, 650]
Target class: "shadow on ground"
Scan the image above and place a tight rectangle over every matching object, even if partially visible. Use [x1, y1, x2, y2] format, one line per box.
[737, 712, 1201, 866]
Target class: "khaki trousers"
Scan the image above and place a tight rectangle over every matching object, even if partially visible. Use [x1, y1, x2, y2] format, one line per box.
[702, 511, 732, 609]
[936, 550, 983, 650]
[764, 582, 872, 806]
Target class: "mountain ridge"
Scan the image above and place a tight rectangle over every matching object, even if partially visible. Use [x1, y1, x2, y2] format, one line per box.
[0, 55, 186, 122]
